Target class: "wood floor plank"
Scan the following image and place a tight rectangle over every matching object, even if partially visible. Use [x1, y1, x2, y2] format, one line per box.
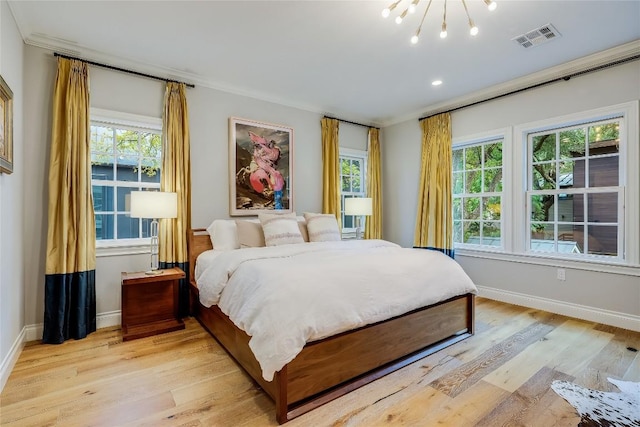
[2, 301, 637, 427]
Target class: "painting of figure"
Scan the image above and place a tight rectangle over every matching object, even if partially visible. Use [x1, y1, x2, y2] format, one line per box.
[0, 75, 13, 174]
[229, 117, 293, 215]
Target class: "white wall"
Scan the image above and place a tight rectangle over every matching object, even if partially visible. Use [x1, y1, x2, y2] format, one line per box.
[382, 60, 640, 327]
[0, 0, 25, 391]
[22, 44, 325, 329]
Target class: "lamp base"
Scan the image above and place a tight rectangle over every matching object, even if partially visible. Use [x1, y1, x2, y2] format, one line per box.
[144, 270, 164, 276]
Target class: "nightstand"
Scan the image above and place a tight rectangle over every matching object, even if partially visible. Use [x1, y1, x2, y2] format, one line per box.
[121, 267, 186, 341]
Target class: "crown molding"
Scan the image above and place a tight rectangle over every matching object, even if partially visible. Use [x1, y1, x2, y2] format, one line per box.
[384, 39, 640, 127]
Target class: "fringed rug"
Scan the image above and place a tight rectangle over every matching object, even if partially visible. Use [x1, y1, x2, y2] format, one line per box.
[551, 377, 640, 427]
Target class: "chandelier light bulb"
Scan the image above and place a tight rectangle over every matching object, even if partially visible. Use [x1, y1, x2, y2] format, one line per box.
[470, 24, 479, 36]
[395, 15, 403, 24]
[382, 8, 391, 18]
[484, 0, 497, 11]
[440, 22, 447, 39]
[411, 35, 419, 44]
[409, 4, 416, 13]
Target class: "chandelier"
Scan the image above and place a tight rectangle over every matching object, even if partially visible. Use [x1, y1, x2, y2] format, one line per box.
[382, 0, 497, 45]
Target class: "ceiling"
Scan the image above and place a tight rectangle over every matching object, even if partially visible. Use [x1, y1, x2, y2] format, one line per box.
[8, 0, 640, 126]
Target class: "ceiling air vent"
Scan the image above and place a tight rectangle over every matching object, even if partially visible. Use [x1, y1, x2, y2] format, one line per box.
[512, 23, 561, 49]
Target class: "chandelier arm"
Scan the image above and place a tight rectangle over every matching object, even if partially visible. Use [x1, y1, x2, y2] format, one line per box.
[413, 0, 433, 39]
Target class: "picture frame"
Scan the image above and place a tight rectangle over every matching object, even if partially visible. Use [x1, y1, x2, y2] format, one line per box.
[229, 117, 293, 216]
[0, 75, 13, 174]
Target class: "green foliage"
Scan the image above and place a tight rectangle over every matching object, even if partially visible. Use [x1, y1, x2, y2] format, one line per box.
[341, 158, 362, 192]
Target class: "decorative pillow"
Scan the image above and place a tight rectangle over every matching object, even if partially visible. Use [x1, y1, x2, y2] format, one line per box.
[235, 219, 266, 248]
[206, 219, 240, 250]
[259, 212, 305, 246]
[303, 213, 341, 242]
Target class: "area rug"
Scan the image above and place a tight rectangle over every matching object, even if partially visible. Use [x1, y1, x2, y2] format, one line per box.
[551, 377, 640, 426]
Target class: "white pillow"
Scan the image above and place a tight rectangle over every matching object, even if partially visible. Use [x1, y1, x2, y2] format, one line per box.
[206, 219, 240, 250]
[303, 213, 341, 242]
[258, 212, 304, 246]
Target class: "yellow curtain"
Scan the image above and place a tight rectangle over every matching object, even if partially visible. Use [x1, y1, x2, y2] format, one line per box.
[414, 113, 454, 257]
[43, 58, 96, 343]
[159, 82, 191, 316]
[321, 117, 341, 227]
[365, 127, 382, 239]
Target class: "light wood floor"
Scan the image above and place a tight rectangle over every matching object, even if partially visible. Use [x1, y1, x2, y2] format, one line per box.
[1, 298, 638, 426]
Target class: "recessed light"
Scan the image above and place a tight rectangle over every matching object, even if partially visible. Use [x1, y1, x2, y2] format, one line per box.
[432, 80, 443, 86]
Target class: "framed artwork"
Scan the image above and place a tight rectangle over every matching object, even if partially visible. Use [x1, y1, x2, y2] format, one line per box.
[0, 75, 13, 174]
[229, 117, 293, 216]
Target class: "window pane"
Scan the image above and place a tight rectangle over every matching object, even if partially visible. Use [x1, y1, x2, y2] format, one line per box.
[341, 176, 351, 192]
[588, 193, 617, 223]
[453, 172, 464, 194]
[116, 156, 140, 182]
[587, 225, 617, 256]
[530, 194, 555, 222]
[116, 129, 140, 155]
[484, 142, 502, 168]
[463, 221, 480, 244]
[92, 186, 114, 212]
[559, 129, 585, 159]
[589, 123, 619, 154]
[91, 159, 114, 180]
[530, 223, 554, 251]
[482, 222, 501, 246]
[465, 146, 481, 169]
[117, 214, 140, 239]
[117, 187, 134, 212]
[463, 197, 480, 220]
[140, 158, 161, 183]
[91, 126, 114, 152]
[453, 198, 462, 220]
[452, 149, 463, 171]
[483, 167, 502, 192]
[559, 160, 584, 189]
[343, 214, 354, 229]
[557, 194, 576, 223]
[589, 156, 618, 188]
[532, 163, 556, 190]
[465, 170, 481, 193]
[141, 218, 153, 238]
[95, 214, 114, 240]
[453, 220, 462, 243]
[140, 132, 162, 158]
[559, 224, 583, 254]
[532, 133, 556, 162]
[483, 196, 501, 220]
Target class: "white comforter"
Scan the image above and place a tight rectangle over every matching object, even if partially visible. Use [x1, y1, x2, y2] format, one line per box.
[195, 240, 477, 381]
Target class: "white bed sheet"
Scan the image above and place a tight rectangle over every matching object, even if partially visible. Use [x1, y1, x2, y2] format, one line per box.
[195, 239, 477, 381]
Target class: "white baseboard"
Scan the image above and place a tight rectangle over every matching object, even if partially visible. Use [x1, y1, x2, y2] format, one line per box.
[0, 326, 26, 393]
[25, 310, 121, 342]
[477, 286, 640, 332]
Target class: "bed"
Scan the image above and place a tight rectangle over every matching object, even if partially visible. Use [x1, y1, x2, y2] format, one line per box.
[188, 221, 476, 424]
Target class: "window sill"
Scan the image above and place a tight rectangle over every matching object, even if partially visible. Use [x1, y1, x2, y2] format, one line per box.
[96, 242, 150, 257]
[455, 247, 640, 277]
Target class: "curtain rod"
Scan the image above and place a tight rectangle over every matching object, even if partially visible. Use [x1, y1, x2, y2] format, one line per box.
[419, 54, 640, 121]
[53, 53, 195, 89]
[323, 115, 380, 130]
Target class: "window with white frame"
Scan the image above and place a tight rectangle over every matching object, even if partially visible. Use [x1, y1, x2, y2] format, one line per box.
[90, 111, 162, 244]
[339, 148, 367, 233]
[526, 118, 623, 259]
[452, 138, 503, 248]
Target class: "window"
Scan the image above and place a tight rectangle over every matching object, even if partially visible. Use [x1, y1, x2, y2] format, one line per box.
[527, 118, 622, 259]
[452, 138, 503, 248]
[90, 111, 162, 245]
[339, 148, 367, 232]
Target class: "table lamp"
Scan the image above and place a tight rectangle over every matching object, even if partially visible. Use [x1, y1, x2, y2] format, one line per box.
[345, 197, 372, 240]
[130, 191, 178, 274]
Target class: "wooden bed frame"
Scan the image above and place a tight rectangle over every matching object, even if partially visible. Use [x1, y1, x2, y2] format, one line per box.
[187, 228, 475, 424]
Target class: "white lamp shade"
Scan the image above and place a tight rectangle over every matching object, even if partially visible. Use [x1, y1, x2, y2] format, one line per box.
[130, 191, 178, 219]
[345, 197, 373, 216]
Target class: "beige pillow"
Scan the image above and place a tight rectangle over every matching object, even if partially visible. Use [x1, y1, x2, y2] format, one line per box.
[259, 212, 305, 246]
[303, 213, 341, 242]
[235, 219, 266, 248]
[297, 217, 310, 242]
